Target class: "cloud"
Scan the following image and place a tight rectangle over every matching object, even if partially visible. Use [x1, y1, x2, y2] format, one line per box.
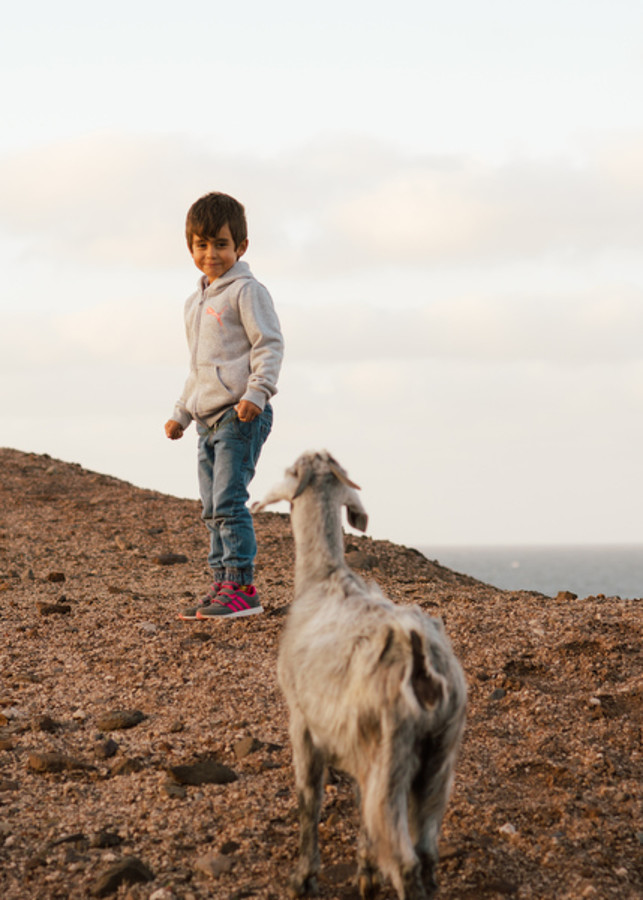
[2, 281, 642, 371]
[1, 132, 642, 276]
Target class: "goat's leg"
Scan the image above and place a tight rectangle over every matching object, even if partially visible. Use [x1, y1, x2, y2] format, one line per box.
[355, 798, 379, 900]
[409, 762, 454, 897]
[288, 721, 325, 897]
[360, 764, 426, 900]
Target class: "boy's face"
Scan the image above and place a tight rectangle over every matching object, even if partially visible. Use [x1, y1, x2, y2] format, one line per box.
[190, 223, 248, 283]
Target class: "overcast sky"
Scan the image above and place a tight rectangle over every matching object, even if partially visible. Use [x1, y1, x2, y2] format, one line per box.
[2, 0, 642, 547]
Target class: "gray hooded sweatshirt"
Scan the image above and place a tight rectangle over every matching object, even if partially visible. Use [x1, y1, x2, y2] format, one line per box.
[171, 260, 284, 429]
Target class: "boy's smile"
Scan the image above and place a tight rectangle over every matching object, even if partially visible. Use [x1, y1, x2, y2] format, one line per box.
[191, 224, 248, 283]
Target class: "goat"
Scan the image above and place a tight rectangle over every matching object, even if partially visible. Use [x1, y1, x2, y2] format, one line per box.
[252, 451, 467, 899]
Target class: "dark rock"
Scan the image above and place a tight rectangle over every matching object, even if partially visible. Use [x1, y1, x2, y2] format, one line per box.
[168, 758, 238, 786]
[110, 757, 143, 776]
[32, 715, 60, 733]
[27, 751, 93, 773]
[345, 551, 379, 570]
[556, 591, 578, 601]
[95, 710, 145, 731]
[37, 602, 71, 616]
[0, 778, 19, 792]
[90, 856, 154, 896]
[90, 830, 123, 849]
[490, 688, 507, 701]
[220, 840, 240, 854]
[94, 737, 119, 759]
[152, 553, 188, 566]
[46, 572, 66, 583]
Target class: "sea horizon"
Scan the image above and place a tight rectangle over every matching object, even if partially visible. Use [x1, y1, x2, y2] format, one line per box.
[418, 542, 643, 600]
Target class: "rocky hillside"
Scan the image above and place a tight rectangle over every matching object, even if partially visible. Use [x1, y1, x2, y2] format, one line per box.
[0, 447, 640, 899]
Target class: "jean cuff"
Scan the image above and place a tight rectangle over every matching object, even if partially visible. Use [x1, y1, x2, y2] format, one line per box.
[225, 568, 254, 586]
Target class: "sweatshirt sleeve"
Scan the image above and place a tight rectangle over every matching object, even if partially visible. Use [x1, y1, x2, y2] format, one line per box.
[238, 280, 284, 409]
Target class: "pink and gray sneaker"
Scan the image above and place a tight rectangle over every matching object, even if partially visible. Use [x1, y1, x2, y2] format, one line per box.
[177, 583, 222, 621]
[195, 582, 263, 619]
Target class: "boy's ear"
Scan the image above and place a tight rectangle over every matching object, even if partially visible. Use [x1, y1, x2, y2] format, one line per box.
[236, 238, 249, 259]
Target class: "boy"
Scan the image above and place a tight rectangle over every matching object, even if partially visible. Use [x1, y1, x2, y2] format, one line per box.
[165, 192, 284, 620]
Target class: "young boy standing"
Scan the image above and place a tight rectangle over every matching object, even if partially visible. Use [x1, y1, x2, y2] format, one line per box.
[165, 192, 284, 621]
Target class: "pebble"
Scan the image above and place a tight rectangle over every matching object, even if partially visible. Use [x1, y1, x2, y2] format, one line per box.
[95, 709, 146, 731]
[27, 751, 93, 774]
[150, 889, 177, 900]
[168, 759, 238, 786]
[194, 852, 234, 878]
[153, 553, 188, 566]
[90, 856, 154, 897]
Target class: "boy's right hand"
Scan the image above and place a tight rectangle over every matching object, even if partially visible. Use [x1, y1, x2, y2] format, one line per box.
[165, 419, 184, 440]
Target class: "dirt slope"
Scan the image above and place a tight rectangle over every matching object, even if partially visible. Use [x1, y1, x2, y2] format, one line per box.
[0, 447, 640, 899]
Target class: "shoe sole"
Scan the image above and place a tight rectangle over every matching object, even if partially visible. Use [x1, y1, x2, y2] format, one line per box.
[195, 605, 264, 620]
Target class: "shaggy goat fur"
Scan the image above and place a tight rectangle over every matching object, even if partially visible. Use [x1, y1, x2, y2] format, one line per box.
[252, 451, 467, 899]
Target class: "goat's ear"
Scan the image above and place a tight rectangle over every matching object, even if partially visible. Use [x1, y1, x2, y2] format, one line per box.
[345, 489, 368, 532]
[327, 456, 361, 491]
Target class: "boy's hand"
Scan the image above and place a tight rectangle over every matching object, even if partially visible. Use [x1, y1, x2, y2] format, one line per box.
[235, 400, 261, 423]
[165, 419, 184, 440]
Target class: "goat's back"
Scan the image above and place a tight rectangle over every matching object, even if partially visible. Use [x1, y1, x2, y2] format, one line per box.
[278, 570, 466, 777]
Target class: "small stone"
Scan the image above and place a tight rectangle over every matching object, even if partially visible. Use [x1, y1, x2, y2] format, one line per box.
[195, 852, 234, 878]
[94, 738, 119, 760]
[220, 840, 240, 854]
[233, 736, 262, 760]
[345, 551, 379, 571]
[47, 572, 66, 583]
[556, 590, 578, 601]
[0, 778, 19, 792]
[161, 781, 187, 799]
[95, 710, 145, 731]
[168, 758, 238, 786]
[110, 757, 143, 776]
[139, 622, 158, 635]
[490, 688, 506, 701]
[27, 752, 91, 774]
[150, 889, 177, 900]
[499, 822, 517, 836]
[90, 830, 123, 849]
[37, 602, 71, 616]
[90, 856, 154, 896]
[32, 715, 60, 733]
[152, 553, 189, 566]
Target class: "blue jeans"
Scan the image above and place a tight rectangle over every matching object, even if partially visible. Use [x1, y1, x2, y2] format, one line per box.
[197, 404, 273, 584]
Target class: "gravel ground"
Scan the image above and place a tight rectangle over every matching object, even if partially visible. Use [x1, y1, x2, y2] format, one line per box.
[0, 447, 640, 900]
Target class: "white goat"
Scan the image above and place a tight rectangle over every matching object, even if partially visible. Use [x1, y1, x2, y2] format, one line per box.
[252, 451, 467, 900]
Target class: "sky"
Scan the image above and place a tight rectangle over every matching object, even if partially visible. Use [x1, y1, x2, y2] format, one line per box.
[1, 0, 642, 548]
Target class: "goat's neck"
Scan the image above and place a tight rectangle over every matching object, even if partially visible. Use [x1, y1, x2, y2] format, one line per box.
[291, 494, 346, 593]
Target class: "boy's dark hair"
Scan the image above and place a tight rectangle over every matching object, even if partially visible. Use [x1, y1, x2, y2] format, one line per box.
[185, 192, 248, 250]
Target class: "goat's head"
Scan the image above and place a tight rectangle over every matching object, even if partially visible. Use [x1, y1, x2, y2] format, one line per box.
[251, 450, 368, 532]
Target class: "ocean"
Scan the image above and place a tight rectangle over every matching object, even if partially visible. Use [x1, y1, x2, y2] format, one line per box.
[419, 544, 643, 600]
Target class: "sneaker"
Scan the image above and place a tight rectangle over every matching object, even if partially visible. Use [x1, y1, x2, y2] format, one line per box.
[177, 583, 222, 621]
[196, 582, 263, 619]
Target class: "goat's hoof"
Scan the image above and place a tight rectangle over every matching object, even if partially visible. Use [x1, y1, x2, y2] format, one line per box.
[358, 870, 379, 900]
[288, 874, 319, 897]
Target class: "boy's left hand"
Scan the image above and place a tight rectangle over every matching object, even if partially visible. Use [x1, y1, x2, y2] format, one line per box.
[235, 400, 261, 422]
